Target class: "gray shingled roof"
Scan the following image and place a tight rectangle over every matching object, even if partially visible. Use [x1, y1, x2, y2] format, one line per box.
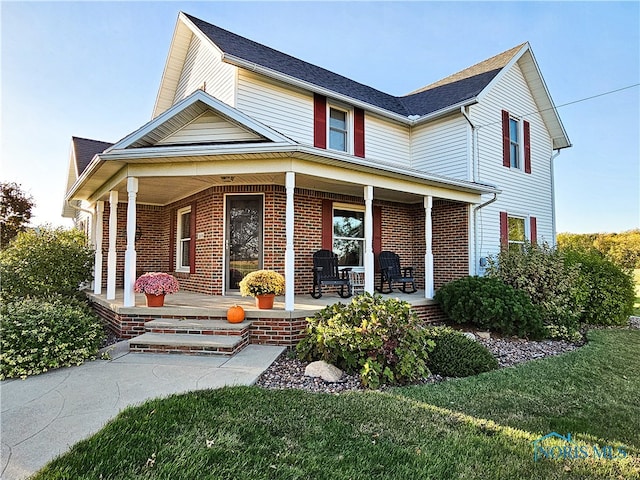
[72, 137, 113, 174]
[185, 13, 522, 117]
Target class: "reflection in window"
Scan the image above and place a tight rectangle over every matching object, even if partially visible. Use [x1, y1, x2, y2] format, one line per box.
[177, 208, 191, 270]
[333, 208, 364, 266]
[508, 216, 526, 252]
[329, 108, 348, 152]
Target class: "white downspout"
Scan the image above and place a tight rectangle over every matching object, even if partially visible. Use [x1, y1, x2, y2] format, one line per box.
[550, 149, 561, 246]
[461, 106, 477, 182]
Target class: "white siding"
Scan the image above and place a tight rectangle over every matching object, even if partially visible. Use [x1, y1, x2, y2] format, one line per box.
[236, 71, 314, 144]
[365, 114, 410, 167]
[471, 61, 555, 268]
[157, 111, 261, 145]
[173, 33, 236, 107]
[411, 115, 469, 179]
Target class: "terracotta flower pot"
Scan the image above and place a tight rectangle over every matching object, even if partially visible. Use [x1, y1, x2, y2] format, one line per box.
[145, 293, 165, 307]
[255, 294, 275, 309]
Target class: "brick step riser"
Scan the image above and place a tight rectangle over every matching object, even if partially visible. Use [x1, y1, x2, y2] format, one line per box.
[146, 328, 248, 336]
[130, 338, 249, 356]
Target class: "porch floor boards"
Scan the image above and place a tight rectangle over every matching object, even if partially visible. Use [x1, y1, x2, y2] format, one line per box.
[87, 289, 433, 320]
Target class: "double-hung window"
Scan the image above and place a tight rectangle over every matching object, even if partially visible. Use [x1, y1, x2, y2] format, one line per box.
[509, 118, 520, 169]
[176, 206, 191, 271]
[502, 109, 531, 173]
[507, 215, 526, 252]
[329, 107, 348, 152]
[333, 206, 364, 267]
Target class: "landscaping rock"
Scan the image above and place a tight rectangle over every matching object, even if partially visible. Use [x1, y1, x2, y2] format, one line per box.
[463, 332, 476, 341]
[477, 331, 491, 339]
[304, 361, 344, 383]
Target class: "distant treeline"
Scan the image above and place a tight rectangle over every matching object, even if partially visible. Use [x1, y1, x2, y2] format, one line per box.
[557, 229, 640, 270]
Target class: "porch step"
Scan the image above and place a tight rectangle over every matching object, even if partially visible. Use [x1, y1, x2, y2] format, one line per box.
[144, 318, 250, 336]
[129, 332, 248, 356]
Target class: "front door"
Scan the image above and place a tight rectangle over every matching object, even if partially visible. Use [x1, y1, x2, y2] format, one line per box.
[225, 195, 263, 292]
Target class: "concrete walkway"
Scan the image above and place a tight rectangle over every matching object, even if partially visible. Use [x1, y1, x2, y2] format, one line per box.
[0, 343, 284, 480]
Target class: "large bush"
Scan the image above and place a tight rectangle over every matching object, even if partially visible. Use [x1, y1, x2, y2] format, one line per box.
[564, 248, 635, 326]
[0, 296, 104, 379]
[296, 293, 435, 388]
[486, 243, 583, 332]
[0, 226, 94, 301]
[423, 327, 498, 377]
[435, 276, 545, 338]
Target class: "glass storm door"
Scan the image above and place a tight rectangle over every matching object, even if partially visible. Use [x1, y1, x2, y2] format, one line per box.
[226, 195, 263, 291]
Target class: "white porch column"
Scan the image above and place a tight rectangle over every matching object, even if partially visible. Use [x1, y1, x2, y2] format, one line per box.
[93, 201, 104, 295]
[364, 185, 375, 293]
[424, 196, 435, 299]
[284, 172, 295, 311]
[123, 178, 138, 307]
[106, 190, 118, 300]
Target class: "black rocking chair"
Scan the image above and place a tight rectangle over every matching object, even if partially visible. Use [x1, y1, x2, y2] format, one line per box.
[311, 249, 352, 299]
[377, 251, 417, 294]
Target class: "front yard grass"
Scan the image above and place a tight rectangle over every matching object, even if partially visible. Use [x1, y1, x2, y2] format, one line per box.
[34, 329, 640, 479]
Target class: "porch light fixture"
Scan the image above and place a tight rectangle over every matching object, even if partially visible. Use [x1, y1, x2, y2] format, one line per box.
[221, 176, 235, 183]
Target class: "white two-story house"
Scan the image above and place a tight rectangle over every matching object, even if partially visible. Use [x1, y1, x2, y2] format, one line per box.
[62, 12, 570, 343]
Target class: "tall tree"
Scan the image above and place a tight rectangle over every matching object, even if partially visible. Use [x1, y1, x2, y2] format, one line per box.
[1, 182, 35, 248]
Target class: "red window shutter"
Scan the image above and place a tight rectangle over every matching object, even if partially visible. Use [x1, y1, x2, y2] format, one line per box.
[523, 120, 531, 174]
[502, 110, 510, 167]
[530, 216, 537, 245]
[189, 202, 197, 274]
[314, 94, 327, 149]
[354, 107, 365, 158]
[169, 209, 176, 272]
[500, 211, 509, 249]
[321, 199, 333, 250]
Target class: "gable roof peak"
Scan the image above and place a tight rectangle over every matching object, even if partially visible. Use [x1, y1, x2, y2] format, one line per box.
[407, 43, 529, 95]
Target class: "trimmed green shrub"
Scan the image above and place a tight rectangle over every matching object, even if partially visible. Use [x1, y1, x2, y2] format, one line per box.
[564, 248, 635, 326]
[0, 296, 104, 379]
[423, 327, 498, 377]
[0, 226, 94, 302]
[486, 242, 583, 333]
[435, 276, 545, 338]
[296, 293, 435, 388]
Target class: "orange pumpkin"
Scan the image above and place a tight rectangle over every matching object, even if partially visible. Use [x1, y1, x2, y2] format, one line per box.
[226, 305, 245, 323]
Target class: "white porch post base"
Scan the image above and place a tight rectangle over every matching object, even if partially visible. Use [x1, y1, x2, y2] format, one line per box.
[284, 172, 295, 311]
[106, 191, 118, 300]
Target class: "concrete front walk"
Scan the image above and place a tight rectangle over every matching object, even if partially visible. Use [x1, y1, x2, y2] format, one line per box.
[0, 344, 284, 480]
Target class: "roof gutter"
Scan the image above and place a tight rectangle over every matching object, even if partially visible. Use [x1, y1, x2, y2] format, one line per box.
[224, 54, 414, 125]
[225, 54, 478, 126]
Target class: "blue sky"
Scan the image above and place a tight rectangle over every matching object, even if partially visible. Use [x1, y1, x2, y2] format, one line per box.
[2, 1, 639, 233]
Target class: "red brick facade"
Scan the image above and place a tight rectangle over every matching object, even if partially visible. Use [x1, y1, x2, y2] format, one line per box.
[99, 186, 469, 296]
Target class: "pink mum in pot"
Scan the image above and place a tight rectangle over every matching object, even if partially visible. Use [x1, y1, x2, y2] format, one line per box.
[134, 272, 180, 296]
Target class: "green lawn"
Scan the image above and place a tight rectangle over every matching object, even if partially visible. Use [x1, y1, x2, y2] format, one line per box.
[35, 330, 640, 480]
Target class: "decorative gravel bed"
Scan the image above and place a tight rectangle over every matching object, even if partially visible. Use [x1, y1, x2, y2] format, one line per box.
[255, 327, 622, 394]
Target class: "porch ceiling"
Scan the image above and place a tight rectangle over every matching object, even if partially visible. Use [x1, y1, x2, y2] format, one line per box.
[98, 171, 424, 206]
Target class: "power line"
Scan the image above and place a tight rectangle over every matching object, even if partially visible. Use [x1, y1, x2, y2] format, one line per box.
[476, 83, 640, 129]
